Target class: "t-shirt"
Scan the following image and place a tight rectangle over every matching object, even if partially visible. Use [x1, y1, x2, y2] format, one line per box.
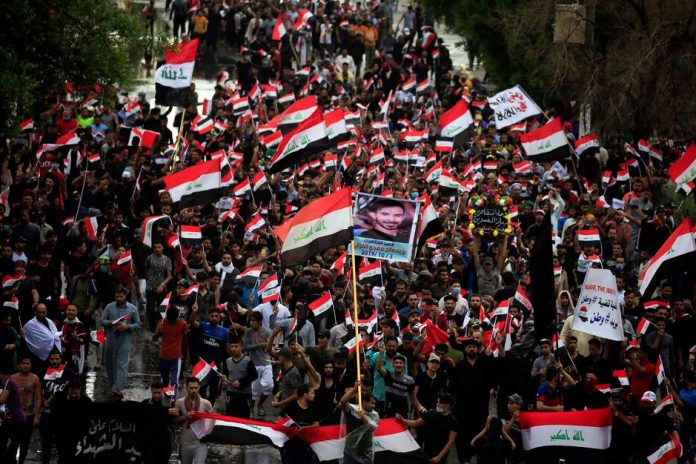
[414, 371, 447, 410]
[145, 254, 172, 290]
[383, 371, 414, 416]
[0, 378, 26, 423]
[536, 382, 563, 408]
[169, 294, 195, 322]
[420, 410, 457, 457]
[243, 327, 272, 367]
[160, 319, 188, 360]
[279, 365, 302, 401]
[41, 366, 76, 413]
[198, 322, 229, 365]
[629, 361, 655, 398]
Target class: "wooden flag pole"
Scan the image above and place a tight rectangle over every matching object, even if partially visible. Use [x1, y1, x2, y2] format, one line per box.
[350, 240, 363, 412]
[171, 109, 187, 171]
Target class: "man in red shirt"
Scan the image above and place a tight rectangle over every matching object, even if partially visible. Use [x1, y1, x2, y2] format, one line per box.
[625, 346, 655, 401]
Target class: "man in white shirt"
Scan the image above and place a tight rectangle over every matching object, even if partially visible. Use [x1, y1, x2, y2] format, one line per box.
[253, 299, 291, 330]
[335, 48, 356, 76]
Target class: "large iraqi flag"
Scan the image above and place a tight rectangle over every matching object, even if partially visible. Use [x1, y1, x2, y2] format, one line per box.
[155, 39, 199, 107]
[190, 413, 296, 447]
[297, 417, 428, 462]
[520, 408, 612, 463]
[519, 118, 572, 161]
[639, 218, 696, 297]
[269, 108, 329, 173]
[667, 144, 696, 187]
[163, 158, 221, 207]
[280, 188, 353, 266]
[438, 99, 473, 148]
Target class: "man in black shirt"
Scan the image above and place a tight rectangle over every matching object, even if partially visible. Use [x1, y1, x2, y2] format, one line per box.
[280, 384, 318, 463]
[40, 349, 76, 464]
[397, 393, 458, 463]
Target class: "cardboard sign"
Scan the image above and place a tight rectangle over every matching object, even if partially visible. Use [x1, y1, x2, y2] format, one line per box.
[570, 269, 623, 341]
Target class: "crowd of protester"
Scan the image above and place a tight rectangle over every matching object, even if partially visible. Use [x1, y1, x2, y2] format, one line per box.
[0, 0, 695, 463]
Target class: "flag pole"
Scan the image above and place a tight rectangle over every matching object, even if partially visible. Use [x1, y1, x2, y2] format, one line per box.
[350, 240, 363, 412]
[74, 170, 89, 222]
[172, 109, 187, 171]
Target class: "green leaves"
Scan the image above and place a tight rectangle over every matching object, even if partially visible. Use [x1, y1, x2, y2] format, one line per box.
[0, 0, 147, 136]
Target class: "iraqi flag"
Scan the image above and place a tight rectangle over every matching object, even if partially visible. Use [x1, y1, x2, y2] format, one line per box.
[520, 408, 612, 462]
[117, 251, 132, 268]
[260, 285, 282, 303]
[656, 356, 665, 384]
[298, 417, 427, 463]
[519, 118, 572, 161]
[330, 251, 348, 276]
[141, 215, 170, 248]
[44, 364, 66, 381]
[439, 99, 473, 148]
[128, 127, 159, 148]
[19, 118, 34, 131]
[257, 274, 279, 294]
[3, 296, 19, 310]
[514, 285, 532, 313]
[280, 188, 353, 266]
[435, 137, 454, 152]
[180, 224, 202, 240]
[636, 317, 651, 335]
[192, 358, 217, 381]
[577, 228, 601, 248]
[417, 193, 444, 250]
[272, 15, 287, 41]
[277, 96, 318, 134]
[155, 39, 199, 107]
[236, 266, 262, 284]
[639, 218, 696, 296]
[308, 292, 333, 317]
[2, 273, 25, 289]
[358, 261, 382, 285]
[575, 133, 600, 155]
[647, 437, 682, 464]
[668, 144, 696, 187]
[84, 216, 99, 240]
[163, 158, 221, 207]
[269, 109, 329, 173]
[324, 107, 349, 141]
[190, 412, 295, 447]
[613, 369, 629, 386]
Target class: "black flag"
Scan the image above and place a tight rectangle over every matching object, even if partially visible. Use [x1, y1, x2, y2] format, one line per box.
[529, 213, 555, 342]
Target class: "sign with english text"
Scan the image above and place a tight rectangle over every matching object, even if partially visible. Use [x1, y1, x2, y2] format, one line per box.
[571, 269, 623, 341]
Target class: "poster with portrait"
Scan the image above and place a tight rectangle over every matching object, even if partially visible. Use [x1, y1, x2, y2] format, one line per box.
[353, 193, 420, 263]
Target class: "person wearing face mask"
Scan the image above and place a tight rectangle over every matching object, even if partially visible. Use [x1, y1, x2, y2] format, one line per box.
[438, 281, 469, 316]
[396, 393, 458, 464]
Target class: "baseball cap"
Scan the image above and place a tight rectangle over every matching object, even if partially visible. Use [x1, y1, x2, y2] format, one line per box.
[508, 394, 524, 405]
[428, 353, 441, 363]
[640, 391, 657, 403]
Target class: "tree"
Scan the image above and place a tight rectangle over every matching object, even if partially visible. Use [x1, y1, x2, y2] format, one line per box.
[0, 0, 148, 139]
[421, 0, 696, 137]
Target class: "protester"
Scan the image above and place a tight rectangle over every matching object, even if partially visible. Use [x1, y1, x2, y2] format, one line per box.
[0, 362, 26, 463]
[10, 355, 41, 464]
[173, 376, 214, 464]
[101, 287, 141, 397]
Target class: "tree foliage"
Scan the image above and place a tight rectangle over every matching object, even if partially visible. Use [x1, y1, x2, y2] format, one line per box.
[422, 0, 696, 137]
[0, 0, 148, 138]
